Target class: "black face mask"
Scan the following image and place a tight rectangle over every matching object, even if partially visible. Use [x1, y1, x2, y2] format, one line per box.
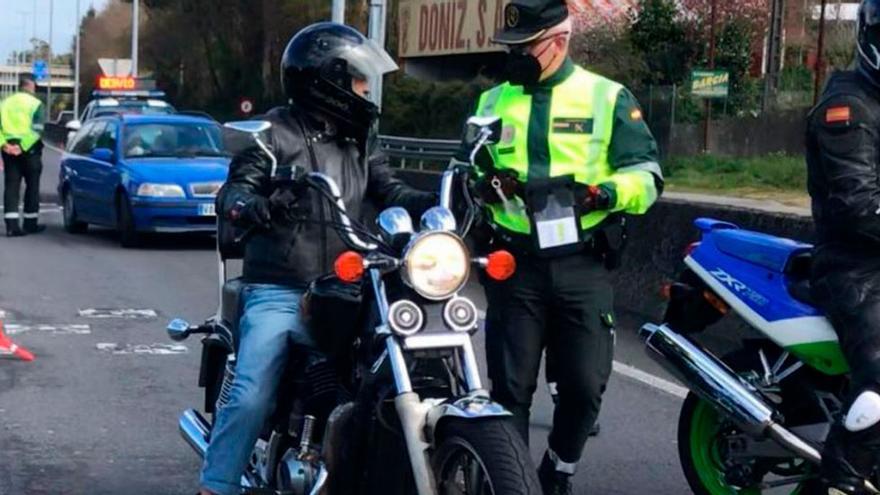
[504, 51, 543, 86]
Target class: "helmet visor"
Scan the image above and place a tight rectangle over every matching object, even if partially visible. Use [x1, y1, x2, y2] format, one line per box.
[329, 39, 398, 105]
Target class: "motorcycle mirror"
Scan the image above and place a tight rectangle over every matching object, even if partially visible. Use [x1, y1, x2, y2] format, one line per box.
[420, 206, 457, 232]
[223, 120, 272, 134]
[166, 318, 192, 342]
[463, 116, 502, 148]
[377, 207, 414, 248]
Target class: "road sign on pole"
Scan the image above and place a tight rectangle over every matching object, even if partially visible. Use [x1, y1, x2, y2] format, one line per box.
[239, 98, 254, 116]
[32, 60, 48, 81]
[692, 70, 730, 99]
[98, 58, 133, 77]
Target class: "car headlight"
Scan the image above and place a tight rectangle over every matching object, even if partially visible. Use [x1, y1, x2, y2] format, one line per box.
[136, 183, 185, 198]
[403, 232, 470, 300]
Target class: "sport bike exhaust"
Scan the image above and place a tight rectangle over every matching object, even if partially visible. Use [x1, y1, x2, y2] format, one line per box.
[179, 408, 210, 458]
[640, 323, 822, 465]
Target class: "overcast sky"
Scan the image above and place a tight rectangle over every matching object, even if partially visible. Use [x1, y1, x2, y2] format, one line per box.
[0, 0, 111, 61]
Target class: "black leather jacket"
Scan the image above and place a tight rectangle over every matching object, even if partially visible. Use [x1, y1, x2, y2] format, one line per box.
[807, 70, 880, 253]
[218, 106, 436, 286]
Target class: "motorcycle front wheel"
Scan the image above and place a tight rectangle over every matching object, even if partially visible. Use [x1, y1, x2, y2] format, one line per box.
[432, 418, 541, 495]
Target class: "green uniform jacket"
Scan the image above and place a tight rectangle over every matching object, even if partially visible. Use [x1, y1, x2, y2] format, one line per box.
[475, 58, 663, 236]
[0, 92, 44, 153]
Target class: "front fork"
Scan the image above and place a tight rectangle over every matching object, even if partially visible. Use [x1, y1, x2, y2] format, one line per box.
[371, 270, 490, 495]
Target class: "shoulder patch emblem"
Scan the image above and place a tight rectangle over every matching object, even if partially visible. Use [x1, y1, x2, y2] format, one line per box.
[825, 106, 851, 124]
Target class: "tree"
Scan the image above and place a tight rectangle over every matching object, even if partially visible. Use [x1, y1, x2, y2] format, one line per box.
[569, 24, 648, 89]
[630, 0, 695, 85]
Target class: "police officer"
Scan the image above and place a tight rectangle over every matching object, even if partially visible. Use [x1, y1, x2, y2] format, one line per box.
[806, 1, 880, 493]
[472, 1, 662, 493]
[0, 76, 45, 237]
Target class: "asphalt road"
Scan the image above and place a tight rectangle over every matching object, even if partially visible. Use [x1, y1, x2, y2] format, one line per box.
[0, 148, 691, 494]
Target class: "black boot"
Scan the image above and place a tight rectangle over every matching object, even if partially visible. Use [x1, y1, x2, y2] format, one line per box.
[821, 423, 880, 495]
[5, 220, 25, 237]
[538, 452, 574, 495]
[23, 218, 45, 234]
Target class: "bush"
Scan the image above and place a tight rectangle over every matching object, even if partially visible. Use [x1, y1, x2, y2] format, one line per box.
[380, 75, 492, 138]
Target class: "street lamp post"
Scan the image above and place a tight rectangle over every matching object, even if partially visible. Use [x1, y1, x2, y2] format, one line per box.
[74, 0, 81, 118]
[47, 0, 54, 120]
[132, 0, 139, 77]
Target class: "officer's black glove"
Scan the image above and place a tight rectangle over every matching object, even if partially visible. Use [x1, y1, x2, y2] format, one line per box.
[228, 196, 272, 229]
[475, 169, 520, 205]
[578, 184, 613, 213]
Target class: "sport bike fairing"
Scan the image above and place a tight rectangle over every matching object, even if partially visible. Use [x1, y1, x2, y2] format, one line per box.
[685, 218, 848, 375]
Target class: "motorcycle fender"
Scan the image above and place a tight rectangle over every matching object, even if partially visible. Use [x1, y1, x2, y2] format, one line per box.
[425, 393, 512, 443]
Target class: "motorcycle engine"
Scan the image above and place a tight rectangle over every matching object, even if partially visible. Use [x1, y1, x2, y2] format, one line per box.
[277, 449, 319, 495]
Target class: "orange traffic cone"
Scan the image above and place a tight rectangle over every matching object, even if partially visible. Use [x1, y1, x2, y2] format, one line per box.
[0, 321, 34, 361]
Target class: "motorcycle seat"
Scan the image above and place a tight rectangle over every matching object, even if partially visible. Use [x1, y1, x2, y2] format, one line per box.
[712, 228, 813, 274]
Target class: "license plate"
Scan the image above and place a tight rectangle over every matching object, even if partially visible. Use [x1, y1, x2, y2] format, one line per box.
[198, 203, 216, 216]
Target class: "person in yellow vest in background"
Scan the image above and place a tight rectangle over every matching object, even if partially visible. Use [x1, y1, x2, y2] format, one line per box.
[470, 1, 663, 493]
[0, 76, 46, 237]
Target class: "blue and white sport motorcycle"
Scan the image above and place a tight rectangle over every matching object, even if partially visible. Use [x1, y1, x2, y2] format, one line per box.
[641, 218, 879, 494]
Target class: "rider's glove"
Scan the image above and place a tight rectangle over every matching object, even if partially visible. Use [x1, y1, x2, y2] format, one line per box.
[475, 169, 520, 205]
[579, 184, 613, 213]
[228, 196, 271, 229]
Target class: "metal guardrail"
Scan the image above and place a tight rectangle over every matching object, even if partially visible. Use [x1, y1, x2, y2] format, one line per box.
[378, 135, 459, 171]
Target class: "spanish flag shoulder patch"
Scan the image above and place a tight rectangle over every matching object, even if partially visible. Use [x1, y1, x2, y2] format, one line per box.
[825, 106, 851, 124]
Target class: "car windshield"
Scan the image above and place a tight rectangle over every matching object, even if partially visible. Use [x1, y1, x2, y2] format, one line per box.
[123, 122, 226, 159]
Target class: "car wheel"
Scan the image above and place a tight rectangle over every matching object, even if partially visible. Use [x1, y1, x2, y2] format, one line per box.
[116, 194, 141, 248]
[62, 188, 88, 234]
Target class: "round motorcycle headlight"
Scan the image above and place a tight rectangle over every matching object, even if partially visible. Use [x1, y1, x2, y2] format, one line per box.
[388, 300, 424, 336]
[443, 297, 478, 333]
[403, 232, 470, 300]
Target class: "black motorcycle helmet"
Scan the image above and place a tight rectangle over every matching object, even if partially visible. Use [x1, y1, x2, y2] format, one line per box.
[859, 0, 880, 85]
[281, 22, 398, 138]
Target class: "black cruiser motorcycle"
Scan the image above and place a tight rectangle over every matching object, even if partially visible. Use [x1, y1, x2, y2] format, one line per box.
[167, 117, 541, 495]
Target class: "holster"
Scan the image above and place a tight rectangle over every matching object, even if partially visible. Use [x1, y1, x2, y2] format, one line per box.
[591, 215, 628, 271]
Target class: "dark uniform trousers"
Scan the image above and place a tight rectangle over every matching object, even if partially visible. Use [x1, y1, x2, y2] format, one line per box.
[483, 250, 615, 463]
[811, 245, 880, 482]
[2, 148, 42, 226]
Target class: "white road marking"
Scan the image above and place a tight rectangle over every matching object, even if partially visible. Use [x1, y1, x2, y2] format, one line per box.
[5, 324, 91, 336]
[612, 361, 689, 399]
[78, 309, 158, 319]
[96, 343, 188, 355]
[0, 204, 62, 214]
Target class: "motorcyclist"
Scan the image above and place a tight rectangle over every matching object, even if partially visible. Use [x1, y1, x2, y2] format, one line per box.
[198, 22, 436, 495]
[806, 1, 880, 492]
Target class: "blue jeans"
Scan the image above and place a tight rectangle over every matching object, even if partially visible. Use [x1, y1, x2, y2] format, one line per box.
[200, 283, 311, 495]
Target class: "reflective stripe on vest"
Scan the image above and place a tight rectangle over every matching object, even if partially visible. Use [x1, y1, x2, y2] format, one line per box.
[476, 66, 622, 235]
[0, 93, 42, 152]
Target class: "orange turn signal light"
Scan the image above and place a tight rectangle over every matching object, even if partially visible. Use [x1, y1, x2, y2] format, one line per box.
[334, 251, 365, 283]
[486, 250, 516, 281]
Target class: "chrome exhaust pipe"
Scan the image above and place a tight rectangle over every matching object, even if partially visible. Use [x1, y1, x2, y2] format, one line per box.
[640, 323, 822, 465]
[179, 408, 210, 458]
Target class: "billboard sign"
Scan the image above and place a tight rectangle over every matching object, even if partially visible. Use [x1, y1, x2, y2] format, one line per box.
[398, 0, 510, 58]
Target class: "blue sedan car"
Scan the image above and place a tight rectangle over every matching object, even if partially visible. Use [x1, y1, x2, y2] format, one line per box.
[58, 114, 230, 247]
